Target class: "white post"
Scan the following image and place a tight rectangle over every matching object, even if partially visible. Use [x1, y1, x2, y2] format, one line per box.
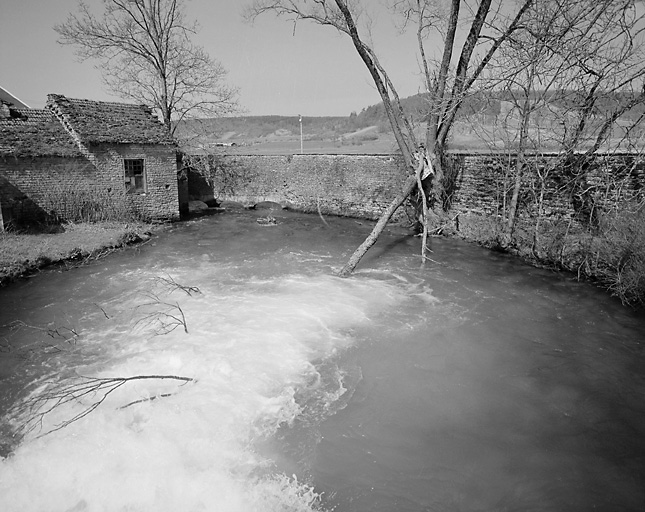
[299, 114, 303, 154]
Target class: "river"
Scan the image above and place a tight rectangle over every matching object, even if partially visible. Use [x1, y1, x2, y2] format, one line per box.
[1, 207, 644, 512]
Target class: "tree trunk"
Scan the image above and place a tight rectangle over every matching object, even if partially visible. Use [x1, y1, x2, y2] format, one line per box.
[338, 175, 417, 277]
[505, 156, 524, 242]
[505, 81, 534, 243]
[334, 0, 527, 276]
[532, 168, 547, 257]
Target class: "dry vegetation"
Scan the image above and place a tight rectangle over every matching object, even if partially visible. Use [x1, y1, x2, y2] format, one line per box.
[457, 201, 645, 308]
[0, 222, 154, 286]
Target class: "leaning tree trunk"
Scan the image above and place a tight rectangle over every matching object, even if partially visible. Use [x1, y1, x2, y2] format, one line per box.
[334, 0, 418, 277]
[334, 0, 529, 277]
[338, 175, 417, 277]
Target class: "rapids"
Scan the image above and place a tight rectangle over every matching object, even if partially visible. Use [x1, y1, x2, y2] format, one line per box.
[0, 207, 644, 512]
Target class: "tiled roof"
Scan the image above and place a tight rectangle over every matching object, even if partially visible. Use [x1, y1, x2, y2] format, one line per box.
[47, 94, 174, 145]
[0, 108, 83, 157]
[0, 86, 30, 109]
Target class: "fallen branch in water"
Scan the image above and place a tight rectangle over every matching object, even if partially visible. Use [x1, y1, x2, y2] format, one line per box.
[16, 374, 195, 439]
[9, 320, 79, 345]
[317, 197, 330, 228]
[135, 293, 189, 335]
[153, 273, 201, 296]
[119, 393, 174, 409]
[338, 175, 417, 277]
[0, 320, 80, 361]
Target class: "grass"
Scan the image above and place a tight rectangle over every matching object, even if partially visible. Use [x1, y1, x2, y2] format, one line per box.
[0, 221, 156, 286]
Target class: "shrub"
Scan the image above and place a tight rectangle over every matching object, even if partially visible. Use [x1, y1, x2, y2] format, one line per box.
[584, 203, 645, 306]
[456, 202, 645, 307]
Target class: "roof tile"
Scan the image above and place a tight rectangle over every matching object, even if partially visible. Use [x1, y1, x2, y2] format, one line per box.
[0, 108, 82, 157]
[47, 94, 174, 145]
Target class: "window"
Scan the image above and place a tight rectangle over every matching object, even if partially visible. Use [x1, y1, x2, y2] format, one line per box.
[124, 158, 146, 194]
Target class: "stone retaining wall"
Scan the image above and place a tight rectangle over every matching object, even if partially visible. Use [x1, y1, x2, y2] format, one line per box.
[207, 153, 408, 220]
[202, 152, 644, 222]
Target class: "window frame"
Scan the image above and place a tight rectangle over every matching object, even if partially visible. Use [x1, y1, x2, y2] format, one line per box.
[124, 158, 147, 195]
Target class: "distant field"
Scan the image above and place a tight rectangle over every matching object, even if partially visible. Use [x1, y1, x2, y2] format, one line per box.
[179, 115, 642, 155]
[230, 135, 400, 155]
[223, 130, 501, 155]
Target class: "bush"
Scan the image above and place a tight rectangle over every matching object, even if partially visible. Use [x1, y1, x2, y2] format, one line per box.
[583, 204, 645, 306]
[455, 203, 645, 307]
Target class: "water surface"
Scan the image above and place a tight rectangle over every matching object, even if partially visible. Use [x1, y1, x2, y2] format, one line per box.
[0, 208, 643, 511]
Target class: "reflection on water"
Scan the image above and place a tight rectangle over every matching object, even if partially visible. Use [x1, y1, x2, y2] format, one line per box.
[0, 208, 644, 512]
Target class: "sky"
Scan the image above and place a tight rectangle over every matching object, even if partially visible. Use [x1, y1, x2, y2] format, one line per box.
[0, 0, 434, 117]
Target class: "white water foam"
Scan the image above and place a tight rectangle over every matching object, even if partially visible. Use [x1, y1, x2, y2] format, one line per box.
[0, 272, 407, 512]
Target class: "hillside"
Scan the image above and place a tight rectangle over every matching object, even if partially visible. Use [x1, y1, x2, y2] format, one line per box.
[176, 90, 645, 154]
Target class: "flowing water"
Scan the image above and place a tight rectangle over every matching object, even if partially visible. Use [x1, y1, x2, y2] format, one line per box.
[0, 208, 644, 512]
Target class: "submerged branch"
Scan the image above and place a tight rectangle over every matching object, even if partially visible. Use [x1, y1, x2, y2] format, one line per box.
[16, 374, 195, 439]
[153, 273, 201, 296]
[135, 293, 190, 335]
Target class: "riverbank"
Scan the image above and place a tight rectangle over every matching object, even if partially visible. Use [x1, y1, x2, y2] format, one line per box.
[0, 221, 158, 286]
[455, 211, 645, 308]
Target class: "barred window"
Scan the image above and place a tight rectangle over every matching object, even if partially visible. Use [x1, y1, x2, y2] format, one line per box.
[124, 159, 146, 194]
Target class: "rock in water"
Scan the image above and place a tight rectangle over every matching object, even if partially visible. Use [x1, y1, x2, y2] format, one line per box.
[256, 215, 277, 226]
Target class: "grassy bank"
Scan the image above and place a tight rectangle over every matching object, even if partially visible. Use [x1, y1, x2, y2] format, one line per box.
[0, 222, 156, 286]
[456, 207, 645, 308]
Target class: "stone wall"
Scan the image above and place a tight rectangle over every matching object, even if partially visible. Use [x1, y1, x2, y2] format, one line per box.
[0, 143, 179, 227]
[447, 152, 645, 220]
[203, 152, 644, 223]
[0, 156, 95, 226]
[207, 154, 408, 220]
[89, 143, 180, 221]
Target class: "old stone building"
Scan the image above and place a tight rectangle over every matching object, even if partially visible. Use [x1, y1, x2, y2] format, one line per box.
[0, 93, 180, 229]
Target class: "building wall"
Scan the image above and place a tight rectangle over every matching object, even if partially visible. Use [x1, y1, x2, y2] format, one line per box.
[0, 143, 179, 227]
[0, 155, 95, 226]
[89, 143, 180, 221]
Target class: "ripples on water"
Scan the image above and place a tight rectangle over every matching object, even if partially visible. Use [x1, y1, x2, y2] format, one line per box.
[0, 208, 644, 512]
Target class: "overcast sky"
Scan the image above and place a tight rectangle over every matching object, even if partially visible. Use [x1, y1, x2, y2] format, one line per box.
[0, 0, 435, 117]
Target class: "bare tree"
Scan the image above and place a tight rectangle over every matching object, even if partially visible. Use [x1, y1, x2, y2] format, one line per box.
[245, 0, 532, 275]
[485, 0, 645, 236]
[474, 0, 581, 244]
[55, 0, 239, 135]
